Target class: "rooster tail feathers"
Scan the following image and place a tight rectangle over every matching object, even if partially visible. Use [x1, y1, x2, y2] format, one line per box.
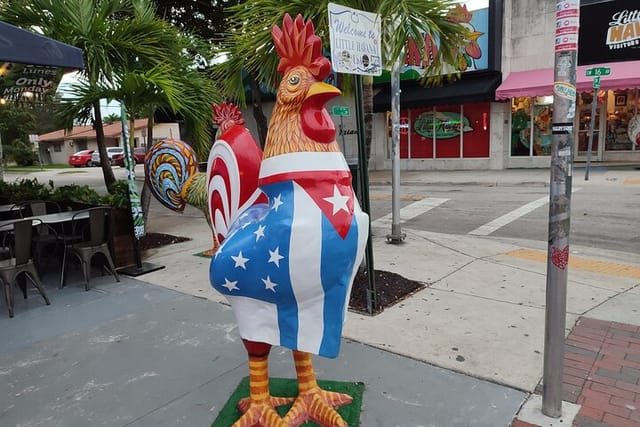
[145, 139, 200, 212]
[207, 124, 265, 245]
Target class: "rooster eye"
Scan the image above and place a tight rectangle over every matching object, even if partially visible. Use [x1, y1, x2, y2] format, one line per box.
[288, 75, 300, 85]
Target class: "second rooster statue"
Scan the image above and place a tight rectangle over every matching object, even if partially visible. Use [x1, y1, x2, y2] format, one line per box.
[145, 13, 368, 427]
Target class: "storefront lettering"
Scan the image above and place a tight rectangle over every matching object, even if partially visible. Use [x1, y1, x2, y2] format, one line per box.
[413, 111, 473, 139]
[607, 9, 640, 49]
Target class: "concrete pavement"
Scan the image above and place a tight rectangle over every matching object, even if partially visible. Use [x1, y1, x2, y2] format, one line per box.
[1, 164, 639, 426]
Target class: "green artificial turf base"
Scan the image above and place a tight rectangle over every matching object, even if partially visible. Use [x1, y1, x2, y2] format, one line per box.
[212, 377, 364, 426]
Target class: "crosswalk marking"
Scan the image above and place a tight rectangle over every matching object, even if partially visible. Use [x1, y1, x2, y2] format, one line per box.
[372, 197, 449, 226]
[468, 188, 581, 236]
[468, 196, 550, 236]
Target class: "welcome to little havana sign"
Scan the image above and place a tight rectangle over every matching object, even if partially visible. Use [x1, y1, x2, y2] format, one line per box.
[328, 3, 382, 76]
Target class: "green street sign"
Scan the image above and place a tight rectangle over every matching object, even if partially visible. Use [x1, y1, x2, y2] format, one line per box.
[585, 67, 611, 77]
[593, 76, 600, 88]
[332, 106, 350, 116]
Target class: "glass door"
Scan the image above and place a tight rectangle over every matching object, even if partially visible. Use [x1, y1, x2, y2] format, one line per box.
[576, 103, 603, 161]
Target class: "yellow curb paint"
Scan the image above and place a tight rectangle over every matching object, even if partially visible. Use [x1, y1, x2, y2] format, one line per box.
[505, 249, 640, 279]
[623, 179, 640, 185]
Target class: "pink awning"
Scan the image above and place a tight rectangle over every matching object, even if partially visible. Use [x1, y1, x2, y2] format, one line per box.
[495, 61, 640, 100]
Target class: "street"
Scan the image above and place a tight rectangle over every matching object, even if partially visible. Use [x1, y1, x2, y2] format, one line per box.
[5, 165, 639, 255]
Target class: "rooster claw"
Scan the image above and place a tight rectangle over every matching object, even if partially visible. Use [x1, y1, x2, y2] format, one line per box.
[232, 397, 291, 427]
[282, 386, 352, 427]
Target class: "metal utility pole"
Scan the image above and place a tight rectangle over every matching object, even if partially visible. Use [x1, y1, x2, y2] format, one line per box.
[386, 54, 406, 243]
[542, 0, 579, 418]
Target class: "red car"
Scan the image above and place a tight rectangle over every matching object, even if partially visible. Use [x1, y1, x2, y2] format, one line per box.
[112, 147, 146, 167]
[68, 150, 95, 167]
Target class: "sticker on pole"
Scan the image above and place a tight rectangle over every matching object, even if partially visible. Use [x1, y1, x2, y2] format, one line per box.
[399, 117, 409, 135]
[328, 3, 382, 76]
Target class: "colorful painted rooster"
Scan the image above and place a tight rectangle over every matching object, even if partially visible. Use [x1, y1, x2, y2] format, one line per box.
[146, 14, 368, 427]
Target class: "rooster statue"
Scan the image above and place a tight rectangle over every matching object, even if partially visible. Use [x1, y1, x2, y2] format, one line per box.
[146, 14, 368, 427]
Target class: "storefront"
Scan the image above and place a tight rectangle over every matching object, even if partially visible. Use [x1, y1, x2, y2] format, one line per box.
[495, 0, 640, 164]
[370, 0, 506, 170]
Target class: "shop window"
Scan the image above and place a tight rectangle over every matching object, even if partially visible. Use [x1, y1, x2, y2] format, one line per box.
[434, 104, 462, 158]
[409, 108, 433, 158]
[606, 90, 637, 151]
[510, 96, 552, 157]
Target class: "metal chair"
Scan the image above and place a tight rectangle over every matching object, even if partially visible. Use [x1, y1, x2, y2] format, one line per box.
[0, 219, 50, 318]
[12, 200, 63, 271]
[60, 207, 120, 291]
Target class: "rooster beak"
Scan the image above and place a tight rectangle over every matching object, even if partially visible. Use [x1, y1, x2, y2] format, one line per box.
[305, 82, 341, 101]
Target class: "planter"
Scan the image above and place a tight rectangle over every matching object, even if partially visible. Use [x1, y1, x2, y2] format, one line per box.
[110, 207, 137, 268]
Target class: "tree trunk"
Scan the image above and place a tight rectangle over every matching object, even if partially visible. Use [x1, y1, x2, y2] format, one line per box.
[93, 100, 116, 192]
[249, 71, 268, 149]
[363, 75, 374, 166]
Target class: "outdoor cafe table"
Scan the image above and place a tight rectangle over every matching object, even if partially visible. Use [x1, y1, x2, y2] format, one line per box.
[0, 210, 90, 233]
[0, 204, 16, 213]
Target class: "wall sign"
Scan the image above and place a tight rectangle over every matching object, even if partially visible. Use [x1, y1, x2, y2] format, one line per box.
[579, 0, 640, 65]
[0, 63, 63, 103]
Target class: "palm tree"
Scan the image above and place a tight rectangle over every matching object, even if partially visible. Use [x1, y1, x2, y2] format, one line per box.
[213, 0, 469, 161]
[0, 0, 213, 191]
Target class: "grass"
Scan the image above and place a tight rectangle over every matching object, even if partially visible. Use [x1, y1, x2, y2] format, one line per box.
[4, 164, 72, 172]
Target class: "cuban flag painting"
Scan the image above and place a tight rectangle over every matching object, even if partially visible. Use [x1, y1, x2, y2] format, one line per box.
[210, 152, 369, 358]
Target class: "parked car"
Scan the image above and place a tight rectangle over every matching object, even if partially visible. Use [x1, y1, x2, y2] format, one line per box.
[68, 150, 95, 167]
[111, 147, 146, 167]
[90, 147, 124, 166]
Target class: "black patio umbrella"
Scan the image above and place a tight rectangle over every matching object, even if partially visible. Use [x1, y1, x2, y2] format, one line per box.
[0, 21, 83, 69]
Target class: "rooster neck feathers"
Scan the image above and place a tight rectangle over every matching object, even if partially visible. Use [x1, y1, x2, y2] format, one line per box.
[264, 15, 340, 159]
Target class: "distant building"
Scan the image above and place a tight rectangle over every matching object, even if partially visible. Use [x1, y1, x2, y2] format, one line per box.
[37, 119, 180, 165]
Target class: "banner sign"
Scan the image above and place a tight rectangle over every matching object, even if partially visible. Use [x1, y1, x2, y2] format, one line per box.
[579, 0, 640, 65]
[120, 105, 145, 240]
[0, 62, 63, 102]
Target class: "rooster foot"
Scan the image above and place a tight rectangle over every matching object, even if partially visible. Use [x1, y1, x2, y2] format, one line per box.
[232, 397, 292, 427]
[282, 386, 352, 427]
[201, 248, 217, 257]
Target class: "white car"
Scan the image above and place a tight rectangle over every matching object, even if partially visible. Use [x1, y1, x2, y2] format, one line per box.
[91, 147, 124, 166]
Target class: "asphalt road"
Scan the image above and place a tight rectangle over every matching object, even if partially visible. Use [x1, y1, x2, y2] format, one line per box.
[5, 165, 639, 255]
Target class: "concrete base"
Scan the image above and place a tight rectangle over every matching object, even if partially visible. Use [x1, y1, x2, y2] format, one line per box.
[516, 394, 581, 427]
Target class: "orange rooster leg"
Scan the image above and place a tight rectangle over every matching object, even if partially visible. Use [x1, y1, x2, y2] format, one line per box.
[283, 351, 353, 427]
[232, 342, 292, 427]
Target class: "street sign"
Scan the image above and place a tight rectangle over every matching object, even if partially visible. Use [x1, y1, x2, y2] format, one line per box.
[593, 76, 600, 88]
[332, 106, 350, 116]
[585, 67, 611, 77]
[327, 3, 382, 76]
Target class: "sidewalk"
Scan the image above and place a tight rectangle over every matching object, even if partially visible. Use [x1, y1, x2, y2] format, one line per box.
[1, 165, 639, 426]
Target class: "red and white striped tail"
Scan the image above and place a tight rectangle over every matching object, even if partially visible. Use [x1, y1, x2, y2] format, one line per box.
[206, 125, 265, 245]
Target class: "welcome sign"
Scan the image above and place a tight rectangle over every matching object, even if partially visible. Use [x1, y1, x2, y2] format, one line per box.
[579, 0, 640, 65]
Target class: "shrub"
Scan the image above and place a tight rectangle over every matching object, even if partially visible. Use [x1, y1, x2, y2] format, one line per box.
[5, 178, 52, 203]
[104, 180, 131, 208]
[8, 140, 38, 166]
[50, 184, 103, 208]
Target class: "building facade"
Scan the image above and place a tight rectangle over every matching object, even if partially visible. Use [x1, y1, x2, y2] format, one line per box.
[364, 0, 640, 170]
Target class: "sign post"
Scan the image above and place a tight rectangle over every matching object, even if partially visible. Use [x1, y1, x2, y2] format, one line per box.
[328, 3, 381, 314]
[584, 66, 610, 180]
